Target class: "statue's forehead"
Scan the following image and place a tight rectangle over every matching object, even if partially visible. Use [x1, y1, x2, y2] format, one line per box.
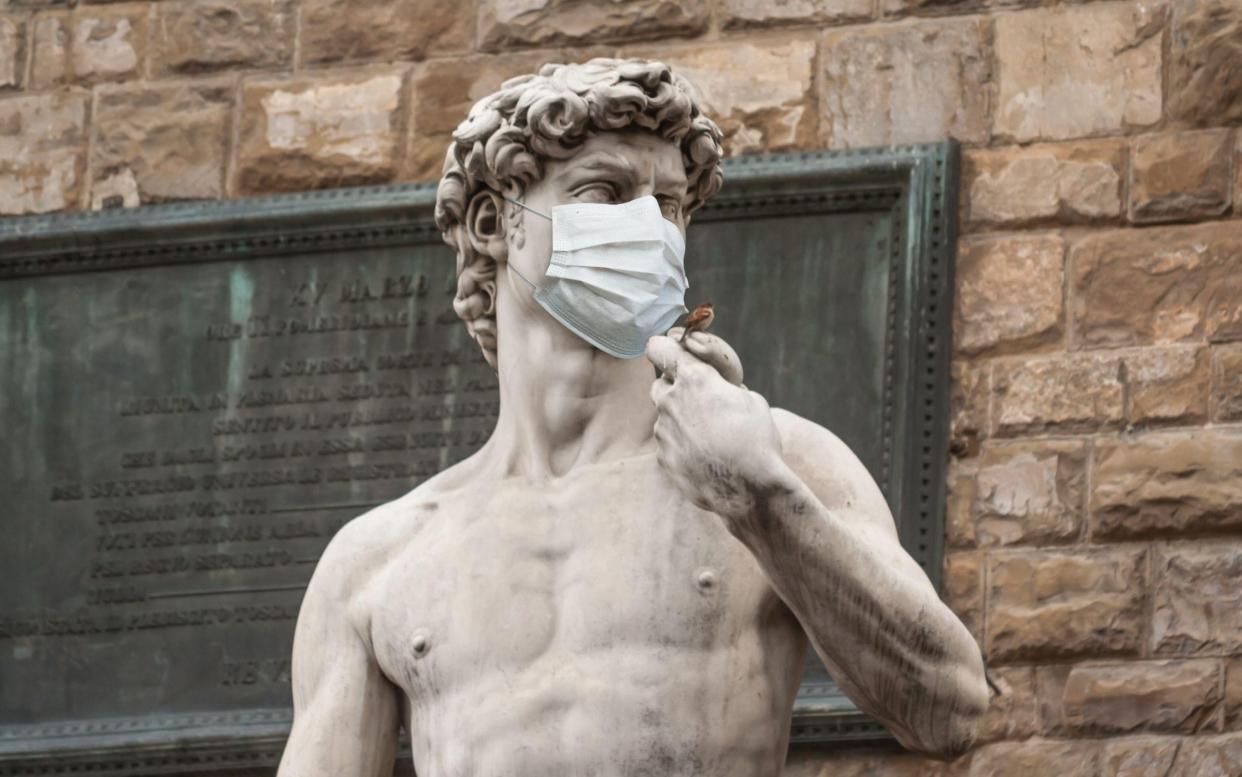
[548, 130, 687, 186]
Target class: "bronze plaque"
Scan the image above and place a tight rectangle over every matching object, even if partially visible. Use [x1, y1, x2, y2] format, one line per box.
[0, 144, 957, 773]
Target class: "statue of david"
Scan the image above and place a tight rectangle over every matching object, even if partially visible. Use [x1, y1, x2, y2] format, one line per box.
[277, 58, 988, 777]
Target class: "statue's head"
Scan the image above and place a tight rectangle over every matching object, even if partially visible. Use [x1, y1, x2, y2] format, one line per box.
[434, 58, 724, 368]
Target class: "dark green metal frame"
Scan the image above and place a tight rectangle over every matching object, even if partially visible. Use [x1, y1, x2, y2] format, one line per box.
[0, 142, 959, 773]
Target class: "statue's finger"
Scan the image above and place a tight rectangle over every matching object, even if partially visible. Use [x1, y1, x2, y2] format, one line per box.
[680, 331, 744, 386]
[645, 335, 685, 383]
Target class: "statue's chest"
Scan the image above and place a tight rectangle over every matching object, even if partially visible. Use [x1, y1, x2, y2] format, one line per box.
[370, 463, 772, 694]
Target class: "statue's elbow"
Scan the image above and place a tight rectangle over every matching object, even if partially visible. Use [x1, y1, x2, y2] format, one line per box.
[902, 661, 990, 759]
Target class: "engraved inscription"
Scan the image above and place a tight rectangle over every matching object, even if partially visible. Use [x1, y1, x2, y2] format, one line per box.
[0, 248, 496, 725]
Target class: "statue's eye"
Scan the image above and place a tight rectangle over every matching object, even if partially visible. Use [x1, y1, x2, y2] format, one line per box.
[657, 197, 682, 222]
[575, 183, 617, 204]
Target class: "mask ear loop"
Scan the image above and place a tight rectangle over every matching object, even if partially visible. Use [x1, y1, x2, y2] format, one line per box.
[499, 196, 551, 290]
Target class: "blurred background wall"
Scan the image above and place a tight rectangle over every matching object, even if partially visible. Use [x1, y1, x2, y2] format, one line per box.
[1, 0, 1240, 774]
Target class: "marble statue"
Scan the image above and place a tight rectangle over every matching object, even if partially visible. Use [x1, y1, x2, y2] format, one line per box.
[277, 59, 989, 777]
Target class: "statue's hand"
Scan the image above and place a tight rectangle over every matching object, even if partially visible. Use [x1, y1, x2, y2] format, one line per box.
[646, 331, 786, 526]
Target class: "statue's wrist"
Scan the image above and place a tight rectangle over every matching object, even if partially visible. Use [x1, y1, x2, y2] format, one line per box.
[725, 455, 802, 531]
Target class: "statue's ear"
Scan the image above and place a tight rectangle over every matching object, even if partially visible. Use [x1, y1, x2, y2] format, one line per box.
[465, 190, 508, 263]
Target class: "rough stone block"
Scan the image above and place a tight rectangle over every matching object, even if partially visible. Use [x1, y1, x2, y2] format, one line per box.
[1213, 345, 1242, 422]
[29, 11, 68, 89]
[820, 18, 990, 148]
[1228, 657, 1242, 730]
[785, 751, 963, 776]
[1070, 222, 1242, 348]
[1169, 0, 1242, 128]
[1169, 733, 1242, 775]
[479, 0, 708, 51]
[92, 83, 232, 205]
[948, 360, 988, 460]
[945, 462, 977, 548]
[1125, 345, 1209, 427]
[969, 440, 1085, 547]
[975, 665, 1039, 744]
[300, 0, 471, 65]
[943, 551, 982, 642]
[1131, 130, 1233, 223]
[1039, 660, 1221, 734]
[964, 141, 1125, 229]
[986, 547, 1144, 661]
[992, 352, 1123, 436]
[955, 233, 1063, 356]
[0, 92, 88, 215]
[994, 3, 1164, 143]
[1104, 736, 1185, 777]
[0, 15, 23, 90]
[405, 52, 550, 181]
[151, 0, 294, 75]
[72, 4, 146, 84]
[659, 40, 816, 156]
[721, 0, 871, 30]
[237, 70, 407, 194]
[1091, 431, 1242, 540]
[1152, 544, 1242, 656]
[968, 739, 1099, 777]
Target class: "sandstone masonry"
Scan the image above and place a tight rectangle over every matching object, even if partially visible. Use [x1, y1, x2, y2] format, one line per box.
[1, 1, 1240, 775]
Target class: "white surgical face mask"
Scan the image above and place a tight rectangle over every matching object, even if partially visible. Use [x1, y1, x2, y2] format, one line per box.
[504, 194, 688, 359]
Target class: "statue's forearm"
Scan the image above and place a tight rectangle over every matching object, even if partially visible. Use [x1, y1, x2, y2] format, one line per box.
[726, 464, 988, 756]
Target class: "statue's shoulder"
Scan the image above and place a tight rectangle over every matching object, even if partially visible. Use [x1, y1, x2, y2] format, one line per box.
[770, 407, 856, 466]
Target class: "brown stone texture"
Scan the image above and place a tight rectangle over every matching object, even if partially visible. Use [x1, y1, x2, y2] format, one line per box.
[1169, 0, 1242, 128]
[975, 665, 1039, 744]
[993, 3, 1164, 143]
[0, 14, 23, 90]
[478, 0, 707, 51]
[1104, 736, 1184, 777]
[1229, 657, 1242, 729]
[784, 750, 963, 776]
[300, 0, 471, 66]
[1070, 221, 1242, 349]
[969, 440, 1085, 547]
[721, 0, 871, 30]
[0, 92, 88, 215]
[986, 547, 1144, 661]
[955, 233, 1064, 357]
[151, 0, 294, 76]
[237, 70, 407, 194]
[943, 551, 982, 641]
[405, 51, 551, 181]
[1151, 544, 1242, 657]
[964, 141, 1125, 229]
[92, 82, 232, 205]
[72, 4, 147, 84]
[968, 739, 1099, 777]
[1125, 345, 1209, 427]
[948, 360, 987, 460]
[660, 40, 816, 156]
[992, 352, 1123, 437]
[820, 18, 990, 149]
[1092, 431, 1242, 540]
[1039, 660, 1222, 735]
[29, 12, 68, 90]
[945, 462, 977, 548]
[1213, 345, 1242, 422]
[1131, 130, 1234, 223]
[1172, 734, 1242, 776]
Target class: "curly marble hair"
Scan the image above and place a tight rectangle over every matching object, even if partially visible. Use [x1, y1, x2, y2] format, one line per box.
[434, 58, 725, 368]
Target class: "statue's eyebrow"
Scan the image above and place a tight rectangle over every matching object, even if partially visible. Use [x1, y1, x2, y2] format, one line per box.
[555, 150, 638, 183]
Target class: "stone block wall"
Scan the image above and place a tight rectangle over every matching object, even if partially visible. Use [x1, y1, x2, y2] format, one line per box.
[1, 0, 1240, 774]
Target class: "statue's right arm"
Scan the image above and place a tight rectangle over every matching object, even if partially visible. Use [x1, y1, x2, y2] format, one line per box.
[277, 530, 401, 777]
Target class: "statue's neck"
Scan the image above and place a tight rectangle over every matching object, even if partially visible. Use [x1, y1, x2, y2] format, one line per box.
[482, 272, 658, 480]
